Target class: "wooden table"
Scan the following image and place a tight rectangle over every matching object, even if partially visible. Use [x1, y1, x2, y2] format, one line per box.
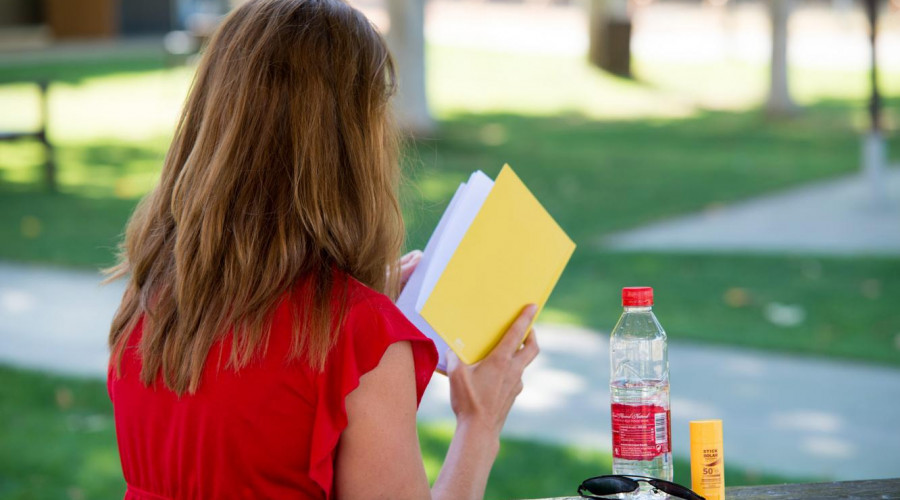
[533, 477, 900, 499]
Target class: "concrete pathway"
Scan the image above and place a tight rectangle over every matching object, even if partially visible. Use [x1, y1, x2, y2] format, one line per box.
[603, 169, 900, 256]
[2, 262, 899, 481]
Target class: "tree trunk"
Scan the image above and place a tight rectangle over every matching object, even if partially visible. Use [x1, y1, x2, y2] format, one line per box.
[766, 0, 797, 116]
[861, 0, 887, 206]
[386, 0, 434, 135]
[587, 0, 632, 78]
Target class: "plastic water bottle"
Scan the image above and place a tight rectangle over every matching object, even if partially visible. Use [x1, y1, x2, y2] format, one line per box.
[610, 286, 672, 482]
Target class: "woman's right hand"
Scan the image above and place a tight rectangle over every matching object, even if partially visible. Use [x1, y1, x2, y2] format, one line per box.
[446, 304, 540, 439]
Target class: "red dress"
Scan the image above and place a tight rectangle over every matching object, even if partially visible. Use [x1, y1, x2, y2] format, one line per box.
[108, 276, 438, 499]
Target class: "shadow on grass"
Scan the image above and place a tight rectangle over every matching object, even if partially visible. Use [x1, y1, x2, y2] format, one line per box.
[77, 142, 165, 169]
[0, 189, 138, 269]
[0, 138, 166, 267]
[0, 141, 165, 269]
[0, 51, 169, 86]
[0, 133, 171, 267]
[1, 138, 167, 193]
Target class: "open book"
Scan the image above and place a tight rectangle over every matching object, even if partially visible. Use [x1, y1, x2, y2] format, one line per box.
[397, 164, 576, 373]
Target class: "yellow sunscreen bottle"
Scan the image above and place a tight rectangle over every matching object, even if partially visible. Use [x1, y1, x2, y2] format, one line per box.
[690, 419, 724, 500]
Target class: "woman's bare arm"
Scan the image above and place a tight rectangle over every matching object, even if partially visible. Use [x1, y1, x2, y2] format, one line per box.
[334, 306, 539, 500]
[432, 305, 539, 499]
[333, 341, 432, 499]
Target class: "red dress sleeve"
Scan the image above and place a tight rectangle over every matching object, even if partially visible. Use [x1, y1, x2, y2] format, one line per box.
[307, 291, 438, 498]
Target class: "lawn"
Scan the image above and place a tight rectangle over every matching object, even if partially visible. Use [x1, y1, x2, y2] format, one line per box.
[0, 363, 797, 500]
[1, 44, 898, 366]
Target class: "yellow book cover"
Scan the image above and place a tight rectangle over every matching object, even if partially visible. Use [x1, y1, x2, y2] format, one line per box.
[407, 164, 575, 368]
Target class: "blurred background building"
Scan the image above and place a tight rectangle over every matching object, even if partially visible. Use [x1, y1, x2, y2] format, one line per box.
[0, 0, 240, 44]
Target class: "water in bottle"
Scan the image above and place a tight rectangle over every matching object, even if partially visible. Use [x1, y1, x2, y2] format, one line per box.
[610, 286, 672, 484]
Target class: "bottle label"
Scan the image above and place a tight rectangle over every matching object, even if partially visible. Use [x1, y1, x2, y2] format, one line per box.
[611, 404, 671, 460]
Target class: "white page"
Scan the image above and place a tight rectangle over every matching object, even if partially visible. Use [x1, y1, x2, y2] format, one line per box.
[415, 170, 494, 313]
[396, 181, 469, 372]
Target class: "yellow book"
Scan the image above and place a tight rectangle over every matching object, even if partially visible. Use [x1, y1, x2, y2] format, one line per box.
[397, 165, 576, 371]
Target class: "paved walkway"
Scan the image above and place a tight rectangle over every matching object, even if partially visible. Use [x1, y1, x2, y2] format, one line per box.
[2, 262, 899, 481]
[604, 168, 900, 256]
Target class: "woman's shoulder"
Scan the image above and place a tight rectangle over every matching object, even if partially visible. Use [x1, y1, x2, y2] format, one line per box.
[313, 270, 438, 401]
[340, 275, 415, 334]
[279, 269, 435, 365]
[281, 270, 418, 339]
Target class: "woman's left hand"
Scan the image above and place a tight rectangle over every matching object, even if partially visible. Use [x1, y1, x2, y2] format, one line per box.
[397, 250, 422, 293]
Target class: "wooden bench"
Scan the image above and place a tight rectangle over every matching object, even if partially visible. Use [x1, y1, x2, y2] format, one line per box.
[0, 80, 55, 191]
[532, 477, 900, 499]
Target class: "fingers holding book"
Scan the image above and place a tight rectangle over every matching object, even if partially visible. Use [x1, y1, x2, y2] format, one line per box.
[395, 250, 423, 293]
[515, 325, 540, 372]
[495, 303, 538, 359]
[446, 304, 541, 438]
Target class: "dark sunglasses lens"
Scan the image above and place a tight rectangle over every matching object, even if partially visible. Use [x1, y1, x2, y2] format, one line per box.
[648, 479, 706, 500]
[581, 476, 640, 495]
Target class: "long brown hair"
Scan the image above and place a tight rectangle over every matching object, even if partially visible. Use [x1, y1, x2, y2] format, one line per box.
[106, 0, 403, 395]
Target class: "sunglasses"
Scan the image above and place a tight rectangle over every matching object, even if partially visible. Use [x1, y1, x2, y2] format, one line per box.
[578, 475, 706, 500]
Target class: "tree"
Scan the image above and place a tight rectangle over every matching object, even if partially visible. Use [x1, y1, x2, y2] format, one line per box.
[862, 0, 888, 205]
[587, 0, 632, 77]
[386, 0, 435, 135]
[766, 0, 797, 116]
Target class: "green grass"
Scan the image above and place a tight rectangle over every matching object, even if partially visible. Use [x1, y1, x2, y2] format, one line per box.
[0, 363, 797, 500]
[0, 365, 123, 499]
[550, 252, 900, 366]
[0, 47, 168, 86]
[1, 44, 899, 367]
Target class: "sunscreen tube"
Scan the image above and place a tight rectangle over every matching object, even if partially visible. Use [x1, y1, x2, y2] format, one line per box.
[690, 419, 724, 500]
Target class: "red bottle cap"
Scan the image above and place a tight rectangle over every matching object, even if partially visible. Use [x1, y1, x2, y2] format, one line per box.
[622, 287, 653, 306]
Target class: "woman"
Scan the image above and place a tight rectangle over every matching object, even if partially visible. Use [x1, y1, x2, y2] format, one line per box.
[105, 0, 539, 498]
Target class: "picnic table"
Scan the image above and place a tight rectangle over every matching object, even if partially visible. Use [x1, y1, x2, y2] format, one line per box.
[533, 477, 900, 499]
